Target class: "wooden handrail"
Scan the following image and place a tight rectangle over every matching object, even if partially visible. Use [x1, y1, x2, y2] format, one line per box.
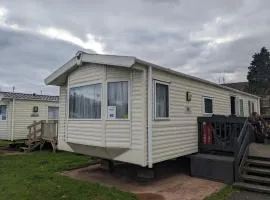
[234, 120, 255, 181]
[27, 120, 43, 129]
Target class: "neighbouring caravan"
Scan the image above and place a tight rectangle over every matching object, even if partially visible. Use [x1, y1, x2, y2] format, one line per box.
[0, 92, 59, 141]
[45, 51, 260, 168]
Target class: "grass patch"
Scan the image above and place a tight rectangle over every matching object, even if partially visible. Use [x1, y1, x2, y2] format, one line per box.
[204, 185, 235, 200]
[0, 151, 136, 200]
[0, 140, 11, 148]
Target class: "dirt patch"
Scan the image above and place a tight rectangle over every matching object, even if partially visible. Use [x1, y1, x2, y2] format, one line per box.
[62, 160, 224, 200]
[0, 147, 22, 155]
[137, 193, 165, 200]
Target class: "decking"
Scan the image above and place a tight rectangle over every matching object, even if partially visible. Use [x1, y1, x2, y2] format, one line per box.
[24, 120, 58, 152]
[191, 115, 270, 193]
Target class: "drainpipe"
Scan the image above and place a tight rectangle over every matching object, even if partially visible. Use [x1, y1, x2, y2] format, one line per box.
[147, 66, 153, 168]
[11, 98, 15, 141]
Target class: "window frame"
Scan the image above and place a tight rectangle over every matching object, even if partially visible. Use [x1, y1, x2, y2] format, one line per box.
[154, 80, 170, 120]
[203, 96, 213, 115]
[106, 79, 130, 121]
[0, 105, 7, 120]
[68, 82, 103, 121]
[48, 106, 59, 120]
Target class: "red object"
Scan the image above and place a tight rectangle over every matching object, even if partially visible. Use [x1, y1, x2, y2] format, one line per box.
[202, 122, 213, 144]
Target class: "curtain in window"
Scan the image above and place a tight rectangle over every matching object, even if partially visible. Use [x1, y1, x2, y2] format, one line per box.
[0, 105, 7, 120]
[156, 83, 169, 118]
[108, 81, 128, 119]
[69, 84, 101, 119]
[48, 107, 59, 119]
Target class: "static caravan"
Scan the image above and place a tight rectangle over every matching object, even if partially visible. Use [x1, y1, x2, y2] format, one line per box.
[0, 92, 59, 141]
[45, 51, 260, 168]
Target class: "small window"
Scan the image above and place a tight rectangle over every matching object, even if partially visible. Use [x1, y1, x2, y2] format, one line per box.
[239, 99, 244, 117]
[252, 102, 255, 113]
[107, 81, 129, 119]
[155, 82, 169, 118]
[230, 96, 236, 115]
[69, 83, 102, 119]
[204, 97, 213, 114]
[0, 105, 7, 120]
[48, 106, 59, 119]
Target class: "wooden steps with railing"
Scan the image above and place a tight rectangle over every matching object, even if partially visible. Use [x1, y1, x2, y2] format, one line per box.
[234, 145, 270, 193]
[23, 120, 58, 152]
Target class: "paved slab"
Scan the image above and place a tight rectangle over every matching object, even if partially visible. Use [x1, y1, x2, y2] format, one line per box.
[228, 190, 270, 200]
[62, 162, 224, 200]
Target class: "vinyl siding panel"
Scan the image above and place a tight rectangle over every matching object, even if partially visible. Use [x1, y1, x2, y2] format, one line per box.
[105, 120, 130, 147]
[67, 120, 103, 146]
[13, 100, 59, 140]
[151, 68, 259, 164]
[57, 86, 73, 151]
[69, 64, 103, 86]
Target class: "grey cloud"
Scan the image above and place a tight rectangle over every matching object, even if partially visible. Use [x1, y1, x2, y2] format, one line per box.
[0, 0, 270, 94]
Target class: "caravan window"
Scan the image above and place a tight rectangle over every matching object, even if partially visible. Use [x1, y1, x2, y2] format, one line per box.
[248, 101, 255, 115]
[230, 96, 236, 115]
[69, 83, 102, 119]
[0, 105, 6, 120]
[107, 81, 129, 119]
[239, 99, 244, 117]
[48, 106, 59, 119]
[203, 97, 213, 114]
[155, 82, 169, 119]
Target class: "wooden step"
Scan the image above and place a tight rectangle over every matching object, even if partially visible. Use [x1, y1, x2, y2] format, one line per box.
[19, 147, 28, 152]
[241, 174, 270, 184]
[233, 182, 270, 193]
[247, 159, 270, 167]
[244, 166, 270, 175]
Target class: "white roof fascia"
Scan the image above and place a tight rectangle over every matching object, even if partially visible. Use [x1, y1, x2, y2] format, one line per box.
[45, 51, 136, 85]
[135, 58, 259, 99]
[81, 53, 136, 68]
[45, 52, 259, 99]
[45, 57, 77, 85]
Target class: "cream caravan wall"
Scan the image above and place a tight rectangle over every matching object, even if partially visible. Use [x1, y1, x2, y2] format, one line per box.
[13, 100, 59, 140]
[59, 63, 148, 166]
[0, 100, 12, 140]
[58, 86, 73, 152]
[151, 68, 259, 164]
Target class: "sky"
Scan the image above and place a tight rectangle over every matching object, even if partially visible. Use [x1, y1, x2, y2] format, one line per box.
[0, 0, 270, 95]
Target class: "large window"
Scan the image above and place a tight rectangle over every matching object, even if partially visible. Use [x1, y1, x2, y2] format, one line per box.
[48, 106, 59, 119]
[108, 81, 128, 119]
[0, 105, 7, 120]
[69, 84, 102, 119]
[155, 82, 169, 118]
[239, 99, 244, 117]
[204, 97, 213, 114]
